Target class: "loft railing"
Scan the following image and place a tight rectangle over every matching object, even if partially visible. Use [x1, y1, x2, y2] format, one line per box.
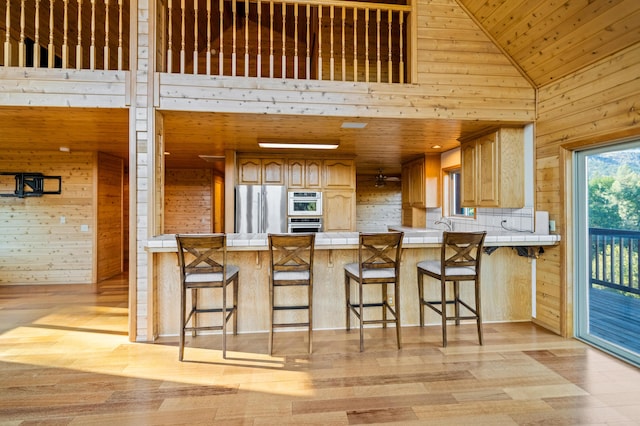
[590, 228, 640, 296]
[0, 0, 130, 70]
[159, 0, 411, 83]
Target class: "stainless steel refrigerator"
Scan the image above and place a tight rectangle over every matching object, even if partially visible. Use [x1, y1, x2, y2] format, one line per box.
[235, 185, 287, 233]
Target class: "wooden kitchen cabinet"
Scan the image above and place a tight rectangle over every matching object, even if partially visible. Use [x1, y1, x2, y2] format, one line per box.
[262, 158, 286, 185]
[238, 157, 285, 185]
[460, 127, 524, 208]
[237, 158, 262, 184]
[323, 190, 356, 231]
[323, 159, 355, 189]
[401, 154, 441, 208]
[288, 159, 321, 189]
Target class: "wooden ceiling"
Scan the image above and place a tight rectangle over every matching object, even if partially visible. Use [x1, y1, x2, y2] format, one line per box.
[457, 0, 640, 88]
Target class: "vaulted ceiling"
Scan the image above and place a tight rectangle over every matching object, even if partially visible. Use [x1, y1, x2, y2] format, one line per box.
[457, 0, 640, 88]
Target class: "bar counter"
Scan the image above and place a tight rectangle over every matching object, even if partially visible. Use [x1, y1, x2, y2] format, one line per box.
[146, 231, 560, 338]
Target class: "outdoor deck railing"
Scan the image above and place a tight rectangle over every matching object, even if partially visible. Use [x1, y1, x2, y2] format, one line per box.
[159, 0, 411, 83]
[590, 227, 640, 296]
[1, 0, 130, 70]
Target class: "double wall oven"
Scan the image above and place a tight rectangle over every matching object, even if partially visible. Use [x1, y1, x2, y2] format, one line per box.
[287, 191, 323, 233]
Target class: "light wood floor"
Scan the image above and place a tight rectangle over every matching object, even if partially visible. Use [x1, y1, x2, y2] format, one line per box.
[1, 275, 640, 425]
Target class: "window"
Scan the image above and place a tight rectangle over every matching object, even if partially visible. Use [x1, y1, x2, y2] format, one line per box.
[446, 168, 474, 217]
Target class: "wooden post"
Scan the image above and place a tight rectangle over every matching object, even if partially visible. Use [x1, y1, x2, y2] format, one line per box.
[104, 0, 109, 70]
[19, 0, 25, 67]
[90, 0, 95, 69]
[206, 0, 211, 75]
[376, 9, 380, 83]
[281, 2, 286, 78]
[167, 0, 173, 73]
[219, 0, 223, 75]
[293, 3, 298, 79]
[244, 0, 249, 76]
[341, 7, 345, 81]
[49, 0, 56, 68]
[180, 0, 185, 73]
[4, 0, 11, 67]
[353, 8, 357, 82]
[329, 5, 334, 81]
[193, 0, 198, 74]
[269, 1, 273, 78]
[257, 0, 261, 77]
[232, 0, 236, 76]
[388, 10, 392, 83]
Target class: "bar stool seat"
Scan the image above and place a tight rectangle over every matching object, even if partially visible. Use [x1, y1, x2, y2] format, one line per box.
[417, 231, 486, 347]
[344, 232, 404, 352]
[175, 234, 239, 361]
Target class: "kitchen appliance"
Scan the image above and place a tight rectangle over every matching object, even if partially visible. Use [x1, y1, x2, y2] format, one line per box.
[288, 191, 322, 216]
[235, 185, 287, 233]
[288, 217, 323, 233]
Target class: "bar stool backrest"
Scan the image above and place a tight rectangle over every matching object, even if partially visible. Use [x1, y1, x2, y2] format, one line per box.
[439, 231, 486, 279]
[357, 232, 404, 281]
[269, 234, 315, 278]
[176, 234, 228, 284]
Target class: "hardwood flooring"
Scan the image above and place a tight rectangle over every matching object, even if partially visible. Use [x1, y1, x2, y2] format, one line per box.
[1, 275, 640, 425]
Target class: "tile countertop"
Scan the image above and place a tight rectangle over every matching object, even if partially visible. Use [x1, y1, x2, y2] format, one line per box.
[145, 230, 560, 252]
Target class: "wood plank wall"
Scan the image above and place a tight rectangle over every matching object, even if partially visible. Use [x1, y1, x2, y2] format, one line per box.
[164, 168, 213, 233]
[97, 152, 124, 282]
[535, 43, 640, 336]
[0, 151, 95, 285]
[414, 0, 533, 116]
[356, 174, 401, 232]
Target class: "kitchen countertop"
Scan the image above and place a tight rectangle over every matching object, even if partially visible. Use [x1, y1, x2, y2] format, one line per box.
[146, 229, 560, 252]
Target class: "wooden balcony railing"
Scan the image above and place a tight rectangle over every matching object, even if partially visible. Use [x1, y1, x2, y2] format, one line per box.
[0, 0, 130, 70]
[159, 0, 411, 83]
[590, 228, 640, 296]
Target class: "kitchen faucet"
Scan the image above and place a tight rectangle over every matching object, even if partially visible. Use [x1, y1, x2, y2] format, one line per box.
[434, 216, 453, 231]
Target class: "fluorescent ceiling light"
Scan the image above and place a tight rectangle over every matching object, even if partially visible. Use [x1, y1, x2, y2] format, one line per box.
[198, 155, 225, 162]
[341, 122, 367, 129]
[258, 141, 339, 150]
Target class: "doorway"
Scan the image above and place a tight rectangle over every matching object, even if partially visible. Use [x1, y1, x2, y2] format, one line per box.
[574, 141, 640, 366]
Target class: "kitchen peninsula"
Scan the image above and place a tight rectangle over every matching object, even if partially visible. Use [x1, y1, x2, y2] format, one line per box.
[146, 231, 559, 339]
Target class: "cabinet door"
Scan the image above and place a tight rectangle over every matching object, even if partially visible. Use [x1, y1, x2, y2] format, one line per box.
[477, 132, 499, 207]
[323, 159, 355, 189]
[323, 190, 355, 232]
[305, 160, 322, 188]
[238, 158, 262, 185]
[401, 164, 411, 209]
[460, 142, 476, 207]
[288, 159, 305, 188]
[262, 159, 285, 185]
[409, 159, 425, 207]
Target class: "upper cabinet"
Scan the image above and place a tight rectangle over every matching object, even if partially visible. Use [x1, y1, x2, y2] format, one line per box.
[262, 159, 286, 185]
[401, 154, 441, 208]
[237, 158, 262, 184]
[238, 158, 285, 185]
[288, 159, 322, 189]
[460, 127, 524, 208]
[323, 159, 355, 189]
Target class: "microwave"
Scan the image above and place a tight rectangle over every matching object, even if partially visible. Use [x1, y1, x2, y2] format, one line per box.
[288, 191, 322, 216]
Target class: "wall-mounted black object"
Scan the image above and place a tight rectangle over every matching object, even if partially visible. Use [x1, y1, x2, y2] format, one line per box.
[0, 172, 62, 198]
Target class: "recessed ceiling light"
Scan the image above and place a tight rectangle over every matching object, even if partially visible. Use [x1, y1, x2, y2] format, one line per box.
[341, 122, 367, 129]
[258, 141, 339, 150]
[164, 151, 171, 155]
[431, 145, 442, 149]
[59, 146, 70, 152]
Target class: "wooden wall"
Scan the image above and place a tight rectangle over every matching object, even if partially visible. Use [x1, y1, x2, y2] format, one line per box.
[0, 151, 95, 285]
[535, 43, 640, 335]
[164, 169, 213, 233]
[97, 152, 124, 281]
[414, 0, 533, 118]
[356, 174, 401, 232]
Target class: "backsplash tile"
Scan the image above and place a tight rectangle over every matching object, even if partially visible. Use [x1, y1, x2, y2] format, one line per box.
[426, 207, 535, 233]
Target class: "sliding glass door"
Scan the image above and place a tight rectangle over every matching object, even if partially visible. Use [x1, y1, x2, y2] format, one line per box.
[575, 141, 640, 367]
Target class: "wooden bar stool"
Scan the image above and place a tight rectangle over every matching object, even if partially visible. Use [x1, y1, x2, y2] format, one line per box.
[416, 231, 486, 347]
[344, 232, 404, 352]
[175, 234, 239, 360]
[268, 233, 315, 355]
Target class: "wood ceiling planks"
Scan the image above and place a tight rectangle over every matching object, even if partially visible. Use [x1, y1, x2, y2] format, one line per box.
[457, 0, 640, 87]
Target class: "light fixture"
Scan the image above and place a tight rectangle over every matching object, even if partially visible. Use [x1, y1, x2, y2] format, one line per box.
[198, 154, 225, 162]
[431, 145, 441, 149]
[341, 122, 367, 129]
[59, 146, 70, 152]
[258, 141, 339, 150]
